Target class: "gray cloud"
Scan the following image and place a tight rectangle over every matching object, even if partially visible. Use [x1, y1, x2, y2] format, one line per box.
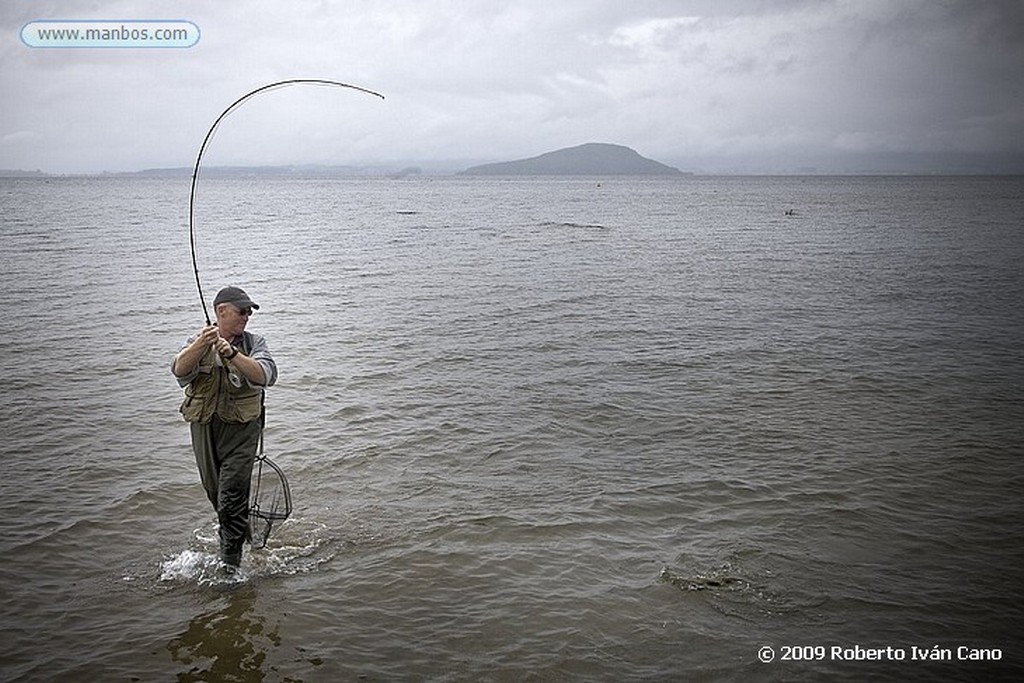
[2, 0, 1022, 173]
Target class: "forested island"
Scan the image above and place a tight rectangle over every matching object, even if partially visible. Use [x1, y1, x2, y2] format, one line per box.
[459, 143, 685, 175]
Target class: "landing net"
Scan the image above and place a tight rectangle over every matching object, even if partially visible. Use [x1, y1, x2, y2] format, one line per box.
[249, 455, 292, 549]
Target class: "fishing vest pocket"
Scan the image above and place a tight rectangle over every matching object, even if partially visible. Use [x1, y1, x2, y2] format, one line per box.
[180, 386, 213, 423]
[218, 388, 263, 424]
[179, 352, 217, 423]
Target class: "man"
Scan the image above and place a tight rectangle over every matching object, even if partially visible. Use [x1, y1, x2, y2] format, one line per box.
[172, 286, 278, 571]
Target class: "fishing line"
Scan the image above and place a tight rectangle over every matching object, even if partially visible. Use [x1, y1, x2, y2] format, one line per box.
[188, 78, 385, 324]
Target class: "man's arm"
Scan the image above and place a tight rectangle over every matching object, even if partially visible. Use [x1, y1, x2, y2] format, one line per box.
[224, 332, 277, 387]
[173, 325, 218, 377]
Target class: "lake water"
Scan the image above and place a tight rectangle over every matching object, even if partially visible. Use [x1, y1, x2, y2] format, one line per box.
[1, 174, 1022, 681]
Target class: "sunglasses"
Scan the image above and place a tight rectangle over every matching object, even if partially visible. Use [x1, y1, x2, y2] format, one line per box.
[236, 307, 253, 316]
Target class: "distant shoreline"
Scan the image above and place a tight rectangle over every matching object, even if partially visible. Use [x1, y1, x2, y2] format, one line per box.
[4, 169, 1023, 179]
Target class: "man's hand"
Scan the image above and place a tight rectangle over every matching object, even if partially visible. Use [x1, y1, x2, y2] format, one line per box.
[195, 325, 219, 348]
[215, 336, 236, 358]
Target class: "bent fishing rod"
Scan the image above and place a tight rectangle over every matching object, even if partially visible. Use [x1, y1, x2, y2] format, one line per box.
[188, 78, 385, 324]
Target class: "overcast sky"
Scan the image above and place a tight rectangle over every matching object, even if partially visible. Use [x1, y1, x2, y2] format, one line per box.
[3, 0, 1023, 174]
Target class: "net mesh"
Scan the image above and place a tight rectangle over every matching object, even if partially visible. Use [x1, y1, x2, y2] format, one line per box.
[248, 455, 292, 549]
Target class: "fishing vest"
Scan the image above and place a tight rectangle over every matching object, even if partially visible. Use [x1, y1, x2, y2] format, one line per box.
[179, 334, 263, 424]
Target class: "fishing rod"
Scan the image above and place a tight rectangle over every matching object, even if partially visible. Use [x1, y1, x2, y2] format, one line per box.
[184, 79, 384, 554]
[188, 78, 385, 324]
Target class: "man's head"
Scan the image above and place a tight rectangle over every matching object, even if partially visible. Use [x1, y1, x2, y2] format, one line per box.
[214, 286, 259, 312]
[213, 286, 259, 338]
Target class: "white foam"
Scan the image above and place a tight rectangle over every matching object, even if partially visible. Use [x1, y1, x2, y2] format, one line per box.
[158, 517, 338, 585]
[160, 549, 216, 582]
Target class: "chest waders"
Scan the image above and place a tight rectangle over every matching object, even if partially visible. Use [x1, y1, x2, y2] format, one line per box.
[182, 340, 291, 566]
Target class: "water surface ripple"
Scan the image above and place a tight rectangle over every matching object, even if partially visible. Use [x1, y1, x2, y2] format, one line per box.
[1, 175, 1022, 681]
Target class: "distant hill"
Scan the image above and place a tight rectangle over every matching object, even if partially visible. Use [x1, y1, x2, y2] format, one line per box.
[0, 169, 50, 178]
[123, 164, 380, 178]
[459, 143, 684, 176]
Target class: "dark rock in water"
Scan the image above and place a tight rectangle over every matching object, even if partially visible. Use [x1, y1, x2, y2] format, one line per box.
[659, 566, 745, 591]
[459, 142, 685, 176]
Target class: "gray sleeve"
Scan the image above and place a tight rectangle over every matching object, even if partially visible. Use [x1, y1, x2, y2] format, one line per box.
[247, 333, 278, 388]
[172, 335, 200, 387]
